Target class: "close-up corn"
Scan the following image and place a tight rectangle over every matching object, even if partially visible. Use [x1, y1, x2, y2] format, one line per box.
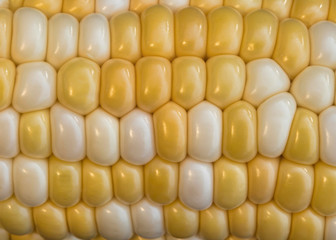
[0, 0, 336, 239]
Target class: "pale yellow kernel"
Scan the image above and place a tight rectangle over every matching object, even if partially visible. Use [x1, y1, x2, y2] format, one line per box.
[283, 108, 319, 165]
[0, 197, 33, 235]
[228, 201, 256, 239]
[136, 57, 171, 113]
[130, 0, 158, 14]
[248, 155, 279, 204]
[175, 7, 207, 58]
[141, 4, 174, 59]
[239, 9, 278, 62]
[289, 208, 325, 240]
[33, 201, 68, 240]
[57, 57, 100, 115]
[0, 9, 12, 58]
[199, 205, 229, 240]
[207, 6, 243, 57]
[82, 159, 112, 207]
[274, 159, 314, 213]
[20, 110, 51, 159]
[223, 101, 257, 162]
[224, 0, 262, 16]
[164, 200, 199, 238]
[190, 0, 223, 13]
[112, 160, 144, 205]
[0, 59, 15, 111]
[312, 161, 336, 216]
[62, 0, 95, 20]
[100, 59, 135, 118]
[214, 157, 247, 210]
[145, 156, 178, 205]
[256, 201, 291, 240]
[262, 0, 293, 20]
[290, 0, 329, 27]
[206, 55, 245, 109]
[153, 102, 187, 162]
[49, 155, 81, 208]
[23, 0, 62, 17]
[172, 56, 206, 110]
[110, 11, 141, 63]
[67, 202, 97, 239]
[272, 18, 310, 79]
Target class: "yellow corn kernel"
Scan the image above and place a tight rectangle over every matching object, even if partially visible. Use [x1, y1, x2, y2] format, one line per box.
[9, 0, 23, 11]
[256, 201, 291, 240]
[329, 0, 336, 22]
[164, 200, 199, 238]
[223, 101, 257, 162]
[100, 59, 135, 118]
[49, 155, 81, 208]
[224, 0, 262, 16]
[199, 205, 229, 240]
[272, 18, 310, 79]
[153, 102, 187, 162]
[0, 197, 34, 235]
[141, 5, 174, 59]
[0, 9, 12, 58]
[144, 156, 178, 205]
[33, 201, 68, 240]
[274, 159, 314, 213]
[311, 161, 336, 216]
[19, 110, 51, 159]
[82, 159, 112, 207]
[0, 59, 15, 111]
[239, 9, 278, 62]
[130, 0, 158, 14]
[112, 160, 144, 204]
[67, 202, 97, 239]
[283, 108, 319, 165]
[172, 56, 206, 110]
[228, 201, 256, 239]
[175, 7, 207, 58]
[23, 0, 62, 17]
[207, 7, 243, 57]
[57, 57, 100, 115]
[248, 155, 279, 204]
[262, 0, 293, 20]
[290, 0, 329, 27]
[62, 0, 95, 20]
[190, 0, 222, 13]
[136, 57, 171, 113]
[110, 11, 141, 63]
[206, 55, 245, 109]
[214, 157, 247, 210]
[289, 208, 325, 240]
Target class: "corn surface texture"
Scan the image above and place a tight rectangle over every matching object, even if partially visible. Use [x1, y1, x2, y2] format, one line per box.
[0, 0, 336, 239]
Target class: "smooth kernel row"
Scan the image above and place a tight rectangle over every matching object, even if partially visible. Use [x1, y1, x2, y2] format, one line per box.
[1, 6, 336, 75]
[2, 95, 336, 166]
[0, 196, 332, 240]
[3, 0, 336, 25]
[3, 153, 336, 218]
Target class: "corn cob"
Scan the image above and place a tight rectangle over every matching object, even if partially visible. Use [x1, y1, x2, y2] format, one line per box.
[0, 0, 336, 240]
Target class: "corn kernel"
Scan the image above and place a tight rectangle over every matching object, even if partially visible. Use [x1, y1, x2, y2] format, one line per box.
[0, 59, 15, 111]
[0, 158, 12, 201]
[0, 9, 12, 58]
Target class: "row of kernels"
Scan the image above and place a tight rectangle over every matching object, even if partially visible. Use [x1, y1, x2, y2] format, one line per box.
[0, 197, 332, 240]
[3, 54, 336, 113]
[0, 98, 333, 166]
[3, 0, 336, 24]
[3, 153, 336, 216]
[2, 6, 336, 72]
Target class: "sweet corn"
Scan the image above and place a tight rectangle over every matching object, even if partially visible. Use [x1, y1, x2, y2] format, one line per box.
[1, 0, 336, 239]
